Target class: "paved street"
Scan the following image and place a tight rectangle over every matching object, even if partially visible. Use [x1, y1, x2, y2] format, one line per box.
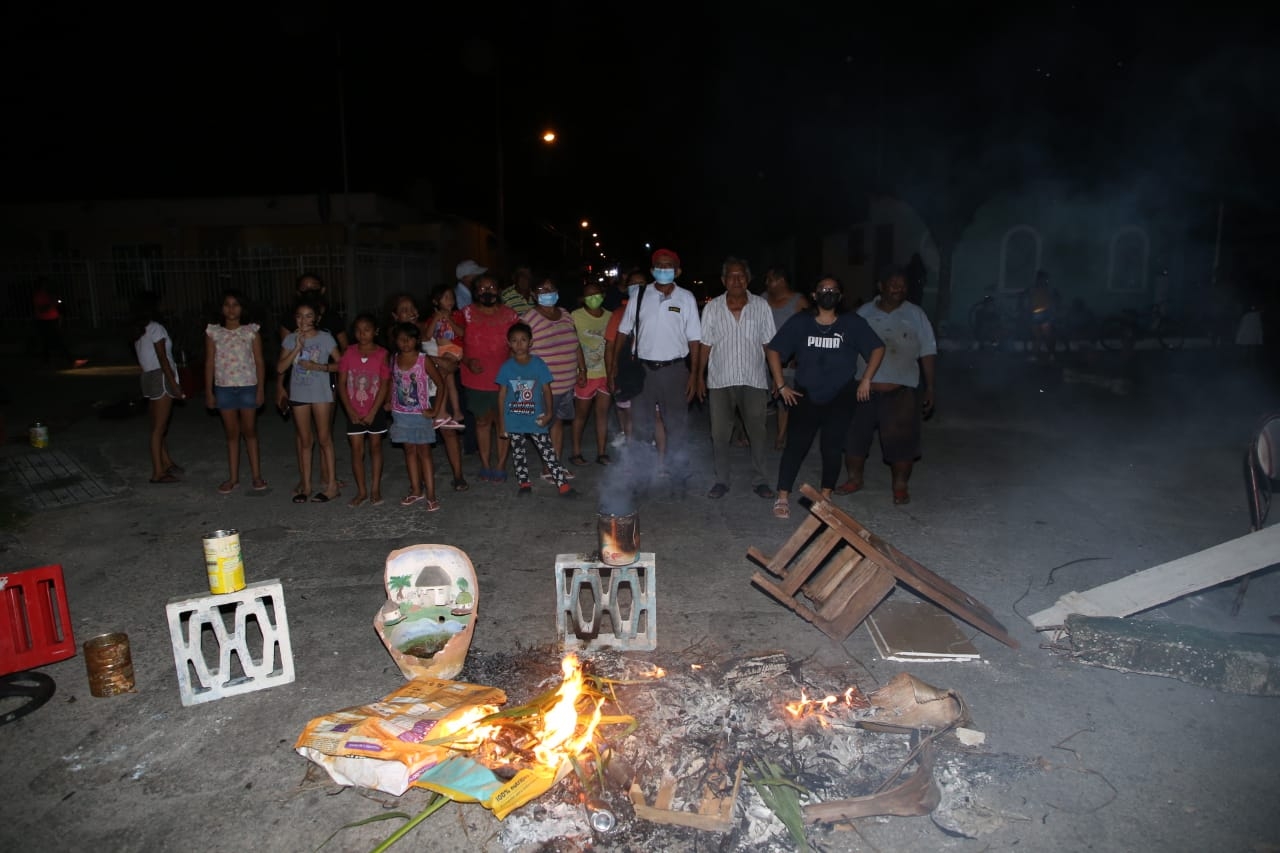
[1, 348, 1278, 852]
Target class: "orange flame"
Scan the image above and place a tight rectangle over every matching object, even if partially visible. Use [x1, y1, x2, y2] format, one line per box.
[785, 685, 868, 724]
[641, 665, 666, 678]
[532, 654, 603, 767]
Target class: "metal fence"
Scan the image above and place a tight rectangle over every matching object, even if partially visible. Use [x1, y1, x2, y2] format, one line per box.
[1, 248, 440, 356]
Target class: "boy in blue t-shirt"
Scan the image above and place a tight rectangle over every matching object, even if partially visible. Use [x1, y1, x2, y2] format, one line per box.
[496, 323, 574, 496]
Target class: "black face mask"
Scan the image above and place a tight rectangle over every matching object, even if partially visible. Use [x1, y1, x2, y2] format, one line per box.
[477, 293, 499, 306]
[815, 292, 842, 310]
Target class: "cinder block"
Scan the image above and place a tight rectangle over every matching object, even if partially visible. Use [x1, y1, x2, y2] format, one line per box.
[555, 554, 656, 651]
[0, 564, 76, 677]
[165, 580, 295, 706]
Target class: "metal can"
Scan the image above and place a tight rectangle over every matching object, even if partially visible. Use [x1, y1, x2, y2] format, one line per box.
[29, 422, 49, 449]
[84, 632, 135, 697]
[203, 529, 246, 594]
[585, 799, 616, 833]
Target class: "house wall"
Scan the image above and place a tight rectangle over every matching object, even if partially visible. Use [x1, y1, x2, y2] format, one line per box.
[821, 196, 940, 310]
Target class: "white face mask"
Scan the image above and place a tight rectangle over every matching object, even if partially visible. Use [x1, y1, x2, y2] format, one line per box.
[652, 268, 676, 284]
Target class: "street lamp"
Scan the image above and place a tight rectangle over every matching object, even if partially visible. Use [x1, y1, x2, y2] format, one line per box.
[542, 130, 557, 143]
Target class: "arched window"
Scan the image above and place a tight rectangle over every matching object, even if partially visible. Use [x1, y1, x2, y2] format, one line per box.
[999, 225, 1041, 292]
[1108, 226, 1149, 292]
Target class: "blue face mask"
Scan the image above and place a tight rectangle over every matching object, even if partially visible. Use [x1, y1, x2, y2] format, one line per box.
[537, 292, 559, 307]
[652, 268, 676, 284]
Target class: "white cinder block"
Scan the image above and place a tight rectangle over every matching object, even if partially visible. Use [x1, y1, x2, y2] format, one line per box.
[554, 554, 656, 651]
[165, 580, 295, 706]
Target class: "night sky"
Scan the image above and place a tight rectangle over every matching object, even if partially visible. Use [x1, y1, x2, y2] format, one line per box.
[4, 2, 1278, 274]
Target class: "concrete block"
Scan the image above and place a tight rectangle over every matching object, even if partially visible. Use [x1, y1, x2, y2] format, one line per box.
[165, 580, 295, 706]
[1064, 615, 1280, 696]
[555, 553, 656, 651]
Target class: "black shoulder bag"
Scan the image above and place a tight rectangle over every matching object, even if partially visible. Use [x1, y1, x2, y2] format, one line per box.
[613, 285, 647, 402]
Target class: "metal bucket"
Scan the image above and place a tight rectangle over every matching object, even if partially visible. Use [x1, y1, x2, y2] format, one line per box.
[203, 529, 245, 594]
[84, 633, 135, 697]
[598, 511, 640, 567]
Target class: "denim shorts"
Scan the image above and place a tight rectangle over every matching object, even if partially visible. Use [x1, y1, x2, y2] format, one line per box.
[389, 411, 436, 445]
[214, 385, 258, 410]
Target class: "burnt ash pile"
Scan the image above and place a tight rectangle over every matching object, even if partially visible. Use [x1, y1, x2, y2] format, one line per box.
[460, 646, 1034, 851]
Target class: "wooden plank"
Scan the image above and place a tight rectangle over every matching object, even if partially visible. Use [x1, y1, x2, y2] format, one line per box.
[817, 560, 892, 623]
[751, 573, 820, 625]
[778, 527, 844, 597]
[803, 548, 864, 603]
[799, 485, 1019, 648]
[1029, 524, 1280, 630]
[747, 515, 823, 575]
[817, 563, 898, 641]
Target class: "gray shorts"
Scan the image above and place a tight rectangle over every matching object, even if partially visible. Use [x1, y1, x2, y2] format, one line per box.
[141, 369, 180, 400]
[552, 389, 576, 421]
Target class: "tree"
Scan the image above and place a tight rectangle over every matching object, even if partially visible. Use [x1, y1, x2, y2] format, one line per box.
[389, 575, 412, 602]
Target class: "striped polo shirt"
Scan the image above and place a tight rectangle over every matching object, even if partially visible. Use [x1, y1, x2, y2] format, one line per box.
[521, 308, 580, 395]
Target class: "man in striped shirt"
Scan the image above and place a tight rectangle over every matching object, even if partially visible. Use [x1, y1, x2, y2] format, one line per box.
[694, 257, 777, 499]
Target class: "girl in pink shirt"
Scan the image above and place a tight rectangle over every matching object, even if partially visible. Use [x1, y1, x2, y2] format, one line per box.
[337, 314, 391, 507]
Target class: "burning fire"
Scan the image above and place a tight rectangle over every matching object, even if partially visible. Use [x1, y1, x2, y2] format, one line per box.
[531, 654, 604, 767]
[640, 664, 666, 678]
[785, 687, 869, 726]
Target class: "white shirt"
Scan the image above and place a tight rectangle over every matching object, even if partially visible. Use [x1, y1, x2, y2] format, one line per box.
[700, 292, 775, 389]
[455, 280, 473, 309]
[855, 299, 936, 387]
[617, 283, 702, 361]
[135, 321, 174, 372]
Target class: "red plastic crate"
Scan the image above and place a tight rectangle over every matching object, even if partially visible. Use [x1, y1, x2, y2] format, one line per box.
[0, 565, 76, 676]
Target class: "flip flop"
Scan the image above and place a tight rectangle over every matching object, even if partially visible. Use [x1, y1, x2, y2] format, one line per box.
[424, 498, 441, 512]
[753, 484, 776, 499]
[166, 464, 184, 476]
[595, 454, 612, 465]
[312, 492, 339, 503]
[569, 454, 588, 466]
[370, 496, 385, 506]
[772, 498, 790, 519]
[251, 478, 269, 491]
[893, 489, 911, 505]
[217, 481, 239, 495]
[348, 495, 368, 508]
[707, 483, 729, 499]
[149, 473, 180, 484]
[400, 494, 425, 507]
[452, 478, 470, 492]
[833, 480, 863, 496]
[291, 493, 308, 504]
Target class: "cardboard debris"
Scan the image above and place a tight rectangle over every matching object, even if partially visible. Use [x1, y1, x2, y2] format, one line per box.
[866, 596, 981, 662]
[862, 673, 969, 733]
[628, 761, 744, 832]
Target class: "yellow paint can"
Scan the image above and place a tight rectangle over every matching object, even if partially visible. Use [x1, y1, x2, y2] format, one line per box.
[203, 529, 245, 594]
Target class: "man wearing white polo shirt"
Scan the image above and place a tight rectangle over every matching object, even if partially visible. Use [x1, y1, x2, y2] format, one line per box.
[611, 247, 702, 494]
[695, 257, 776, 500]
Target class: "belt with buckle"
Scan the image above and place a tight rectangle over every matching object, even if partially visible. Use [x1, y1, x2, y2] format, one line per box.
[642, 359, 681, 370]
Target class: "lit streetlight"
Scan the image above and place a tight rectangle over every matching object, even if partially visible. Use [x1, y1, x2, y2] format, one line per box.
[542, 130, 557, 143]
[580, 220, 590, 229]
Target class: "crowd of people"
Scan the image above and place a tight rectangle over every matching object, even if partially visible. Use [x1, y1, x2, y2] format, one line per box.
[129, 251, 937, 517]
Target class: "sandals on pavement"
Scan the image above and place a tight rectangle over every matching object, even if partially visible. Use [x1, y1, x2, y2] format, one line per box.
[291, 493, 308, 504]
[772, 498, 790, 519]
[707, 483, 729, 499]
[893, 489, 911, 505]
[569, 454, 588, 466]
[400, 494, 425, 507]
[833, 480, 863, 496]
[452, 477, 470, 492]
[753, 484, 776, 499]
[595, 454, 611, 465]
[217, 480, 239, 495]
[251, 478, 269, 491]
[149, 473, 180, 484]
[348, 495, 368, 508]
[424, 498, 441, 512]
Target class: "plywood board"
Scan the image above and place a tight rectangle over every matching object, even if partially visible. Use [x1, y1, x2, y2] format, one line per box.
[1028, 524, 1280, 630]
[866, 597, 981, 662]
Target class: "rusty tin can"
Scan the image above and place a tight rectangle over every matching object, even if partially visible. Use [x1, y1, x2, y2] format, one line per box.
[84, 632, 135, 697]
[203, 529, 245, 594]
[29, 422, 49, 449]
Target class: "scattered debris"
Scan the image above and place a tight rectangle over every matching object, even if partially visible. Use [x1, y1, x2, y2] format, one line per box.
[955, 728, 987, 747]
[866, 596, 981, 662]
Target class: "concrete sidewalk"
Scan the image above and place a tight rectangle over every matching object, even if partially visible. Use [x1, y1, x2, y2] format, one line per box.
[1, 349, 1278, 852]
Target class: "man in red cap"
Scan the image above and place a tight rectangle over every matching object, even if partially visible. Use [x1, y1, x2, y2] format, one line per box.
[610, 248, 702, 494]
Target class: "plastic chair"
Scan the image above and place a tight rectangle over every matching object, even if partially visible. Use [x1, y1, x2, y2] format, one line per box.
[1233, 414, 1280, 616]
